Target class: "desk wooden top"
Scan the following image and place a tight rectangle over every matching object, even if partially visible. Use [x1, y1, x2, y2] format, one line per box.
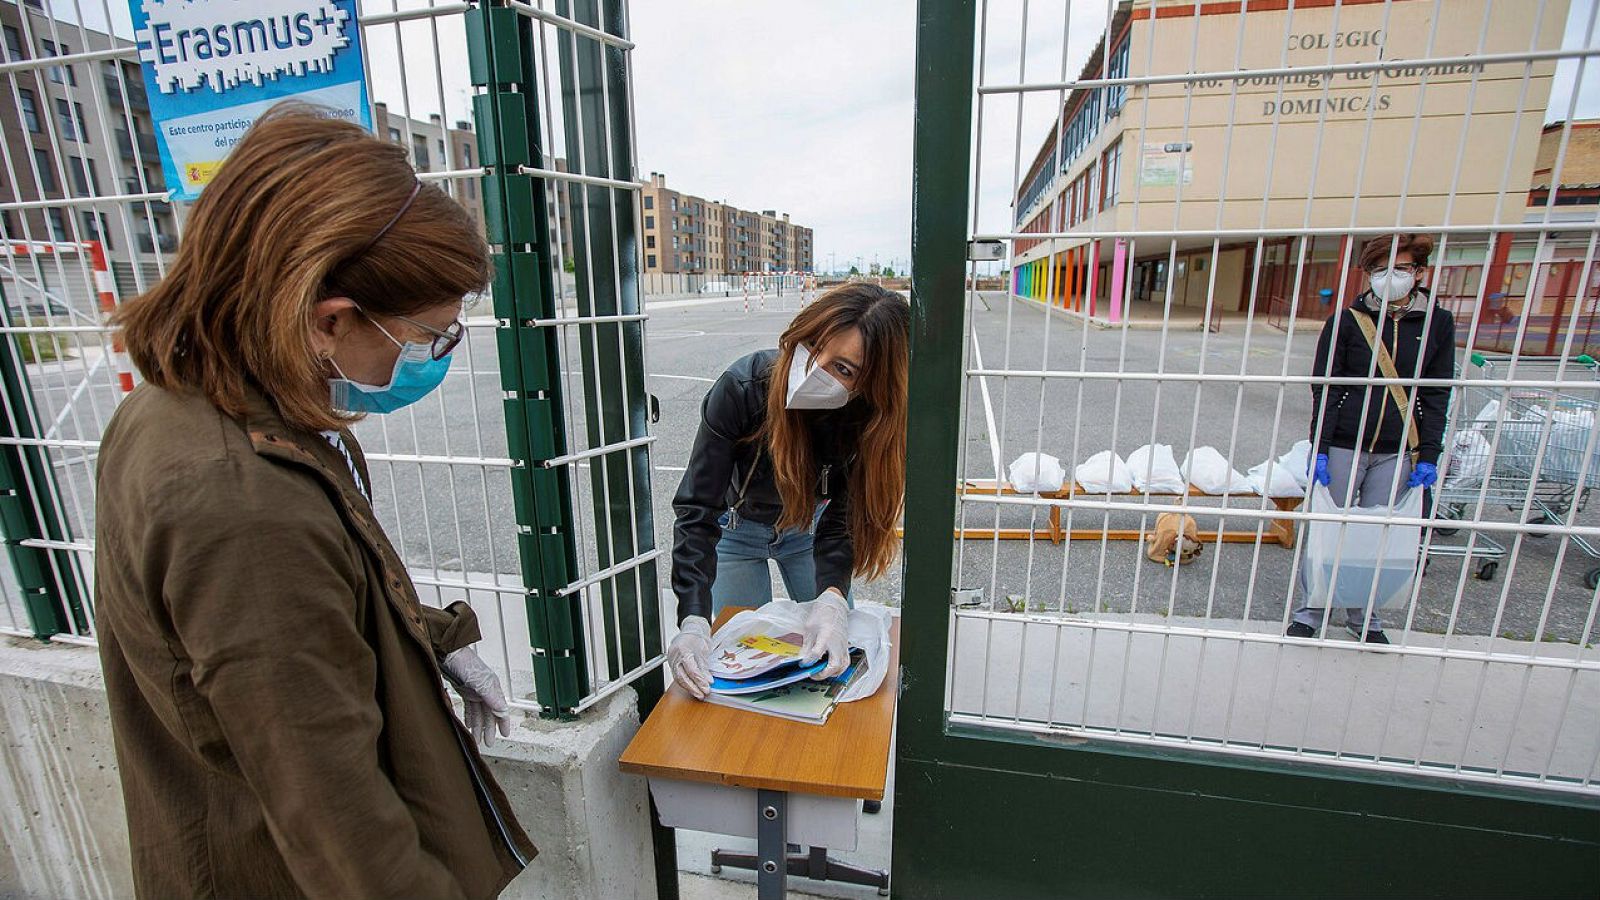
[618, 607, 899, 800]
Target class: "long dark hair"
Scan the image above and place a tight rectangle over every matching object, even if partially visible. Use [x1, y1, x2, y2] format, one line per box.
[756, 283, 910, 581]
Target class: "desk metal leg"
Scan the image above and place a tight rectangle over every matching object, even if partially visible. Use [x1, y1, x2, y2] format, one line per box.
[757, 789, 787, 899]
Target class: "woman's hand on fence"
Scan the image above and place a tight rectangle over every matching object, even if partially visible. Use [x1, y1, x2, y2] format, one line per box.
[668, 616, 713, 700]
[441, 647, 513, 747]
[1408, 461, 1438, 488]
[1313, 453, 1332, 486]
[800, 589, 851, 680]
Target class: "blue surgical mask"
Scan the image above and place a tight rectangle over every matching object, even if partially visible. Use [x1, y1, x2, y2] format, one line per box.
[329, 318, 452, 414]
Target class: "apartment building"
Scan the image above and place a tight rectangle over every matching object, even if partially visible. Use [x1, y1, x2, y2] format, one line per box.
[1, 0, 175, 269]
[372, 102, 485, 233]
[640, 172, 813, 275]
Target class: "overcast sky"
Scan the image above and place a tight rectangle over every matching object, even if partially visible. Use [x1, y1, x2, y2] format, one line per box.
[633, 0, 1599, 273]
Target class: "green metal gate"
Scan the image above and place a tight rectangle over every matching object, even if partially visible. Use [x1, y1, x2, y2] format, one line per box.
[892, 0, 1600, 895]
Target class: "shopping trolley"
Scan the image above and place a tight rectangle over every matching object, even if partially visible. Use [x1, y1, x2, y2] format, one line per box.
[1432, 353, 1600, 586]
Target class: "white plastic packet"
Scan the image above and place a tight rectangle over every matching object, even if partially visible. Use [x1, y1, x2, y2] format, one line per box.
[1280, 439, 1313, 491]
[1181, 447, 1252, 494]
[1246, 454, 1303, 497]
[1302, 484, 1423, 610]
[1074, 450, 1134, 494]
[1444, 428, 1491, 487]
[1125, 443, 1187, 493]
[1008, 452, 1067, 493]
[710, 599, 892, 703]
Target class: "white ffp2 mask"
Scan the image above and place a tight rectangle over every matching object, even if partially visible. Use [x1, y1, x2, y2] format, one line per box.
[784, 345, 851, 410]
[1368, 268, 1416, 304]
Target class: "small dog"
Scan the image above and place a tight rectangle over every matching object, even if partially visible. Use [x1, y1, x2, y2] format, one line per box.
[1147, 513, 1202, 566]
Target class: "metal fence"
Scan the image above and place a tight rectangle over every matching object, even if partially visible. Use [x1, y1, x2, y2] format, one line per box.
[0, 0, 661, 717]
[941, 0, 1600, 795]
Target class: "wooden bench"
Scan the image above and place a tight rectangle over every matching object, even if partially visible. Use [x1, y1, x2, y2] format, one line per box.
[956, 479, 1303, 549]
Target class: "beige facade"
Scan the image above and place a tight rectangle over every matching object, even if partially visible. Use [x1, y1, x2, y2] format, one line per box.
[641, 172, 813, 275]
[1013, 0, 1572, 324]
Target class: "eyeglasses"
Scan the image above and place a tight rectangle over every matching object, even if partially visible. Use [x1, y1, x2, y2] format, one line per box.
[1367, 263, 1422, 276]
[393, 314, 465, 360]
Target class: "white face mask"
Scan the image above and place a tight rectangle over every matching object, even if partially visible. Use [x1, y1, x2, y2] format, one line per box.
[784, 344, 851, 410]
[1367, 267, 1417, 304]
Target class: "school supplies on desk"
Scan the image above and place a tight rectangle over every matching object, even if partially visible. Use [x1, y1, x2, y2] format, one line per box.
[706, 650, 868, 725]
[708, 631, 808, 679]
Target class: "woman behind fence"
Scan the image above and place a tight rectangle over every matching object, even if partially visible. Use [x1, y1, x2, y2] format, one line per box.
[666, 284, 909, 700]
[94, 104, 536, 899]
[1293, 232, 1457, 644]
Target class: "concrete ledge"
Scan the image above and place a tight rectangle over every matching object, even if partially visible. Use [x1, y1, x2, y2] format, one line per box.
[0, 636, 656, 900]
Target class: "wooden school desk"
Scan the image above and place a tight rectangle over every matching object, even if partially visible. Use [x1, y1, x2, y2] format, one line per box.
[619, 607, 900, 899]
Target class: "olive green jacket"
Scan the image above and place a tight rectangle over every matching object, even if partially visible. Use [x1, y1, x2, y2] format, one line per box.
[94, 385, 535, 899]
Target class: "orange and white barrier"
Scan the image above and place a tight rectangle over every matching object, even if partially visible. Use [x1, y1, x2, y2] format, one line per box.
[84, 241, 135, 393]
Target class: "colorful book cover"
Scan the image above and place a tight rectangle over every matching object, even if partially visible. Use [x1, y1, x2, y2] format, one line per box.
[709, 658, 827, 695]
[706, 651, 869, 725]
[707, 631, 807, 679]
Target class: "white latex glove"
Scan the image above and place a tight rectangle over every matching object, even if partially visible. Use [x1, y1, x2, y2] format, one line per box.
[799, 589, 851, 680]
[441, 647, 512, 747]
[668, 615, 713, 700]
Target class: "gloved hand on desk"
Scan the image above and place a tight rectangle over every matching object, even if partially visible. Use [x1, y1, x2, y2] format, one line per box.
[800, 588, 851, 680]
[668, 615, 713, 700]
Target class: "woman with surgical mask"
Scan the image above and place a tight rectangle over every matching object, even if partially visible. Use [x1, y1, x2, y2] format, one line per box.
[1292, 232, 1457, 644]
[666, 284, 910, 700]
[94, 104, 535, 899]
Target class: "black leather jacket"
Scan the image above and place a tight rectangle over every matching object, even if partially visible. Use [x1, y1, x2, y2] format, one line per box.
[671, 350, 867, 623]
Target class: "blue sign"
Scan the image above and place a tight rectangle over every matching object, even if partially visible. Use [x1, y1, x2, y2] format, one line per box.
[128, 0, 372, 201]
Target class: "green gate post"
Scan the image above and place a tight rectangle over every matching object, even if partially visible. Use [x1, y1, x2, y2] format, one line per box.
[0, 285, 88, 639]
[892, 2, 1599, 897]
[555, 0, 662, 687]
[553, 5, 675, 896]
[469, 0, 587, 716]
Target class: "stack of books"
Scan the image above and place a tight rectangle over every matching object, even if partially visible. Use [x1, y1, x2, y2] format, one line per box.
[706, 630, 867, 725]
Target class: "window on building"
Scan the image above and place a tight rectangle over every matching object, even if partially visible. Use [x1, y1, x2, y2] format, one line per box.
[644, 196, 653, 209]
[411, 135, 430, 169]
[646, 235, 655, 249]
[55, 99, 84, 142]
[0, 211, 14, 237]
[388, 127, 401, 143]
[33, 149, 56, 192]
[42, 40, 75, 85]
[1101, 141, 1121, 210]
[19, 89, 40, 133]
[672, 236, 679, 249]
[670, 197, 677, 211]
[647, 254, 656, 267]
[672, 219, 678, 231]
[3, 26, 24, 62]
[67, 156, 99, 195]
[462, 143, 473, 168]
[47, 208, 68, 240]
[81, 211, 111, 249]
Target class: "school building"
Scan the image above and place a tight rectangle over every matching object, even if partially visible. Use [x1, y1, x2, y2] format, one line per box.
[1010, 0, 1592, 353]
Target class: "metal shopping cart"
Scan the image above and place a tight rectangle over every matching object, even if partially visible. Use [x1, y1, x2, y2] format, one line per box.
[1432, 353, 1600, 585]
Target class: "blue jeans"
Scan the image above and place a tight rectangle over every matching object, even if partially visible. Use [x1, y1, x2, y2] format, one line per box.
[710, 505, 843, 618]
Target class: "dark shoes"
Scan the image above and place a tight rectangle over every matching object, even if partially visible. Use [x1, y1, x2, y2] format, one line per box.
[1285, 621, 1390, 644]
[1345, 624, 1390, 644]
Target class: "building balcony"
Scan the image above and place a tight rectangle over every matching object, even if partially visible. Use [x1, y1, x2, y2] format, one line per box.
[116, 129, 159, 163]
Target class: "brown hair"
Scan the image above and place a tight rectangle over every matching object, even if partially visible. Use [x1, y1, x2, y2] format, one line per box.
[116, 102, 489, 432]
[758, 284, 910, 582]
[1358, 232, 1434, 271]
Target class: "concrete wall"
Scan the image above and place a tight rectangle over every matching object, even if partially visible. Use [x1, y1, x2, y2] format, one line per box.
[0, 636, 656, 900]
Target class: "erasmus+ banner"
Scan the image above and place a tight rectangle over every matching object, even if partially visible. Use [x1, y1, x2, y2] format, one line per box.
[129, 0, 372, 201]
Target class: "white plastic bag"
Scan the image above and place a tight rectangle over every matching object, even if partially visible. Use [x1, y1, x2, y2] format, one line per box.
[1303, 484, 1423, 610]
[1246, 454, 1303, 497]
[712, 599, 893, 703]
[1444, 428, 1491, 487]
[1125, 443, 1187, 494]
[1008, 452, 1067, 493]
[1181, 447, 1252, 494]
[1280, 439, 1313, 491]
[1074, 450, 1134, 493]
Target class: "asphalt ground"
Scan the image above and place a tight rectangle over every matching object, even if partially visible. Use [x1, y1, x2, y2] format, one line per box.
[10, 289, 1599, 645]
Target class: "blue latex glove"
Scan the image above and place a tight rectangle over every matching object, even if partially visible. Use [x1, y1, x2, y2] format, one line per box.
[1408, 461, 1438, 488]
[1312, 453, 1331, 486]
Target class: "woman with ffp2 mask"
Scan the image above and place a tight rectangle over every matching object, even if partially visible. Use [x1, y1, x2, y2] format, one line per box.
[1293, 232, 1456, 645]
[94, 103, 535, 899]
[666, 284, 909, 700]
